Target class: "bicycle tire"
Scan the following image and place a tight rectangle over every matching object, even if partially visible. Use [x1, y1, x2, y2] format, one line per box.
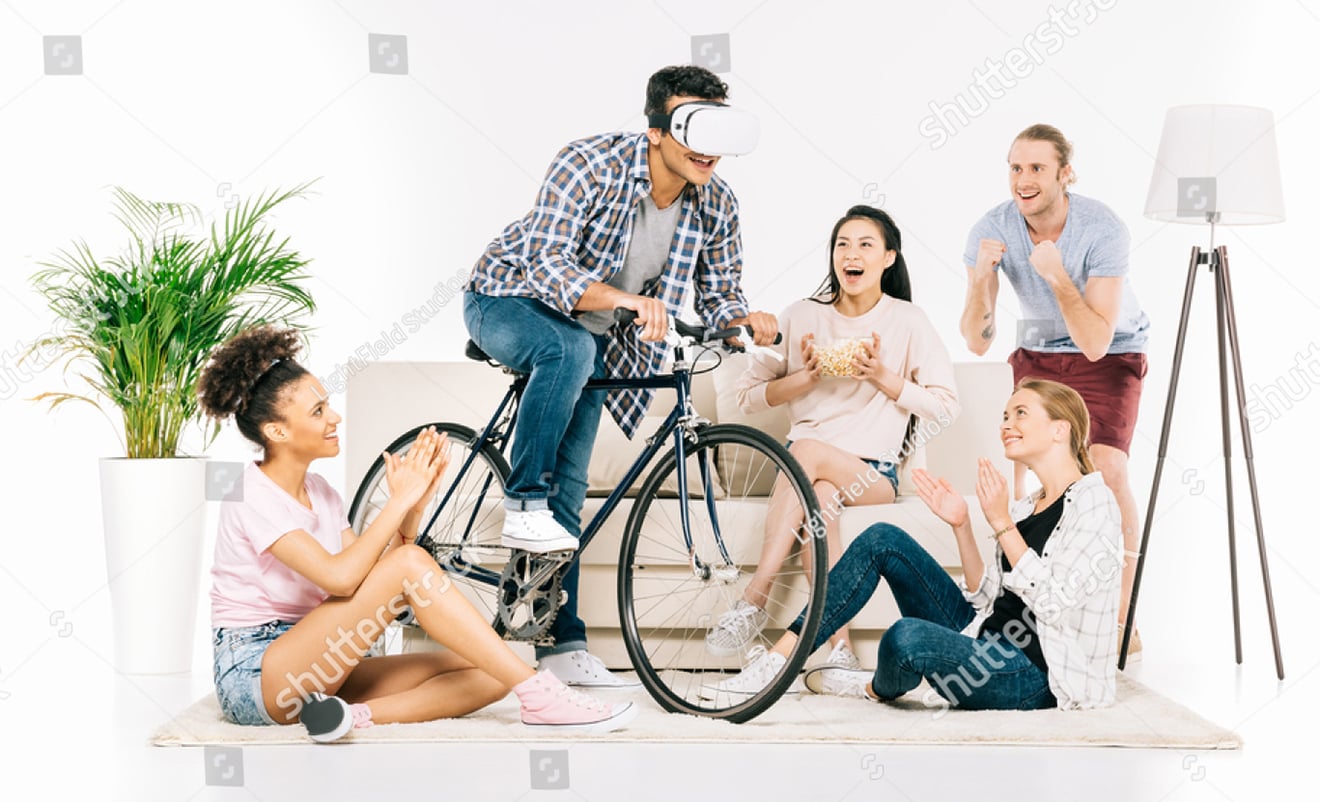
[347, 422, 513, 644]
[617, 423, 827, 722]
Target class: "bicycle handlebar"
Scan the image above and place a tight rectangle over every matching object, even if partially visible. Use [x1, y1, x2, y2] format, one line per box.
[612, 308, 782, 347]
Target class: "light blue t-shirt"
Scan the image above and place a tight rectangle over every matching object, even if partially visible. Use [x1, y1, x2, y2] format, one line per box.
[964, 193, 1149, 354]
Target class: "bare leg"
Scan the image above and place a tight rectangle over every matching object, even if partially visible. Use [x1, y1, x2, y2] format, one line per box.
[336, 651, 509, 723]
[742, 439, 895, 646]
[1090, 444, 1140, 627]
[260, 544, 535, 724]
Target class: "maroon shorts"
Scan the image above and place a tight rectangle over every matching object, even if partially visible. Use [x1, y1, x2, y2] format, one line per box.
[1008, 348, 1148, 455]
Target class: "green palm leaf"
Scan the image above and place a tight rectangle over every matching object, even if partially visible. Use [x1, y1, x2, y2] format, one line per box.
[27, 182, 319, 458]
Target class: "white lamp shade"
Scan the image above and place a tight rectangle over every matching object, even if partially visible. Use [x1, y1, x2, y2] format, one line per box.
[1144, 104, 1285, 225]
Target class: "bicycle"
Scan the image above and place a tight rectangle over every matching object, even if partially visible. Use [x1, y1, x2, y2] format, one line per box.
[348, 311, 826, 722]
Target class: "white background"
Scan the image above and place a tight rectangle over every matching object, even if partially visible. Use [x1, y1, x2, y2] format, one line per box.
[1, 2, 1317, 799]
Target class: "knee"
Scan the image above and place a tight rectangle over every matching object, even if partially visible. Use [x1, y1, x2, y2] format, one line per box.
[789, 439, 829, 474]
[877, 617, 927, 664]
[383, 543, 438, 581]
[1089, 446, 1129, 487]
[855, 522, 911, 555]
[537, 326, 596, 378]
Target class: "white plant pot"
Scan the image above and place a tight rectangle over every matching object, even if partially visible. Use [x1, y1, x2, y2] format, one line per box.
[99, 457, 208, 675]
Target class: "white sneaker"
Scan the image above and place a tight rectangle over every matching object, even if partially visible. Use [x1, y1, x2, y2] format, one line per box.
[705, 599, 769, 657]
[537, 650, 641, 688]
[701, 645, 788, 698]
[803, 665, 876, 700]
[502, 509, 578, 553]
[818, 640, 862, 671]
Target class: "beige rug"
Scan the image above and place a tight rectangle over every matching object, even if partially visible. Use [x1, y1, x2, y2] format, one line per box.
[151, 674, 1239, 749]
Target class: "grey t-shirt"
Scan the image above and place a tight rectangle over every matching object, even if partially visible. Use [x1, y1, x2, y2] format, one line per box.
[964, 193, 1149, 354]
[578, 194, 682, 335]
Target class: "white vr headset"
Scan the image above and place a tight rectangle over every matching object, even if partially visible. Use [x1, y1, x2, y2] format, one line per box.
[646, 101, 760, 156]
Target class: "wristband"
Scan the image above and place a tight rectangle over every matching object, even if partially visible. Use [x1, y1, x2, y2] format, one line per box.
[988, 523, 1015, 541]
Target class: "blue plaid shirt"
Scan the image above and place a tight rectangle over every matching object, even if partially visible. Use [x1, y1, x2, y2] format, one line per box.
[468, 132, 750, 436]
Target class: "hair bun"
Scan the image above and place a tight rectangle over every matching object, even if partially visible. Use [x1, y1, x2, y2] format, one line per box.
[198, 326, 303, 420]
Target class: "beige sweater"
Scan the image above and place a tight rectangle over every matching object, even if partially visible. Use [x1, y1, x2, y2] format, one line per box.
[735, 295, 961, 463]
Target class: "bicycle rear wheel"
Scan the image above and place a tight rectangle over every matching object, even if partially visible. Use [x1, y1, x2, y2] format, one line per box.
[617, 423, 827, 722]
[348, 422, 512, 643]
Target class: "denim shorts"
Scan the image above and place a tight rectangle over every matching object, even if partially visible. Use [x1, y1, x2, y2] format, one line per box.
[212, 620, 293, 725]
[785, 440, 901, 496]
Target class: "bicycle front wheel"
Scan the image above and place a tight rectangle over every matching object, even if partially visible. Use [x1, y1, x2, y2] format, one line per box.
[348, 422, 512, 642]
[617, 423, 827, 722]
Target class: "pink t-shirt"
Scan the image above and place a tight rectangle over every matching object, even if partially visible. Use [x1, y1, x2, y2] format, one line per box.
[210, 462, 351, 629]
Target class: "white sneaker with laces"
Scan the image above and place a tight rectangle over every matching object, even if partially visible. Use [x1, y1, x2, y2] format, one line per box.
[821, 640, 862, 671]
[803, 665, 877, 700]
[701, 645, 790, 698]
[705, 599, 769, 657]
[502, 509, 579, 553]
[537, 649, 641, 688]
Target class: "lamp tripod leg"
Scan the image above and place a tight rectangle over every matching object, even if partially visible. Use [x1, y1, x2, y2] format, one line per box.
[1216, 246, 1285, 680]
[1121, 247, 1202, 669]
[1213, 249, 1244, 664]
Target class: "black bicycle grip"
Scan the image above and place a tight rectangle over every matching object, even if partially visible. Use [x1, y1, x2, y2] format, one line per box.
[612, 308, 782, 345]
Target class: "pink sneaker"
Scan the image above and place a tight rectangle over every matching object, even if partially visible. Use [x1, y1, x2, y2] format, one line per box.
[514, 671, 637, 733]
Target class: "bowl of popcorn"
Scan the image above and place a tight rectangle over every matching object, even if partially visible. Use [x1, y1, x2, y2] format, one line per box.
[816, 338, 867, 377]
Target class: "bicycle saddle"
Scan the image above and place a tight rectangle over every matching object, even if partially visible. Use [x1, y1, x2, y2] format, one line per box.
[465, 340, 492, 362]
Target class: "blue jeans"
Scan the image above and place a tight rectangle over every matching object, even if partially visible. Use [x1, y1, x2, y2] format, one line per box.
[463, 293, 606, 656]
[789, 523, 1056, 711]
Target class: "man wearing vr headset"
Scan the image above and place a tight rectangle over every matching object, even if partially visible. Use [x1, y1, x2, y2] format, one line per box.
[463, 65, 776, 687]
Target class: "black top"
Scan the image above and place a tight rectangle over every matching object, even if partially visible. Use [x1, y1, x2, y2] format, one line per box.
[977, 486, 1070, 673]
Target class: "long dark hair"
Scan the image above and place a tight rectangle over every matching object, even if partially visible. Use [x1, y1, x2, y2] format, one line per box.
[198, 326, 309, 449]
[811, 205, 912, 305]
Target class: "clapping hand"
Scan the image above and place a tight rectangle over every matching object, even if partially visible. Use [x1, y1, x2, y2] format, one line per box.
[911, 468, 969, 527]
[384, 427, 451, 514]
[974, 458, 1012, 530]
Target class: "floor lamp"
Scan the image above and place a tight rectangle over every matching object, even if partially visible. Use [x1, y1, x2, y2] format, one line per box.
[1123, 105, 1285, 678]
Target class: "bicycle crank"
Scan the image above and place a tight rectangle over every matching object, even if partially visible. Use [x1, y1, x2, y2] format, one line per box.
[497, 550, 571, 641]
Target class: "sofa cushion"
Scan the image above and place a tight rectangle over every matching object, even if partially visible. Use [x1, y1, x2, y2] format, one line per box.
[587, 400, 724, 499]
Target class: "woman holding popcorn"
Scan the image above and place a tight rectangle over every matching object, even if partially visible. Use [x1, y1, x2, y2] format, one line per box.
[705, 205, 960, 691]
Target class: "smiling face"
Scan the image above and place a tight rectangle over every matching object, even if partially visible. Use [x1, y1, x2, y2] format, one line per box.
[649, 95, 724, 187]
[832, 217, 895, 302]
[263, 374, 342, 461]
[1007, 137, 1072, 218]
[1000, 388, 1069, 462]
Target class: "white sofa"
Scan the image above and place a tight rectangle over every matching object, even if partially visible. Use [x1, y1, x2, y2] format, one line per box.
[347, 353, 1013, 666]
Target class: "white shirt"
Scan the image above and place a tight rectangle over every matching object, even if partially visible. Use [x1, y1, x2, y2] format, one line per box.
[961, 471, 1122, 709]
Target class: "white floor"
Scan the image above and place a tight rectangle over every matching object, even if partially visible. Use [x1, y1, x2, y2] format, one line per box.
[4, 483, 1315, 802]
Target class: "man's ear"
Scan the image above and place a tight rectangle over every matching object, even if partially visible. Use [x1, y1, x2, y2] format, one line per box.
[647, 127, 663, 146]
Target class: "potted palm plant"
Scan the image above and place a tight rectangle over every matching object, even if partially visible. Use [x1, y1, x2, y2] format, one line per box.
[28, 183, 318, 674]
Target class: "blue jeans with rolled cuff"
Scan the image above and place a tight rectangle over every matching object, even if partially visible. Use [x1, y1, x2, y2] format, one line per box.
[463, 292, 609, 657]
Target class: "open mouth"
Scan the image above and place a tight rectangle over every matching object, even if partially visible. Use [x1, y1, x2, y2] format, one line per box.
[844, 267, 865, 278]
[1002, 435, 1021, 446]
[689, 155, 715, 169]
[1016, 189, 1040, 201]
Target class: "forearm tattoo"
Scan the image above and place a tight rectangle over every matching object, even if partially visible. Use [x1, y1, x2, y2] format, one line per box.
[981, 313, 994, 341]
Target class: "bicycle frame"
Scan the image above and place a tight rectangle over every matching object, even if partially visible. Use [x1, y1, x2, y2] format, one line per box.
[417, 341, 732, 590]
